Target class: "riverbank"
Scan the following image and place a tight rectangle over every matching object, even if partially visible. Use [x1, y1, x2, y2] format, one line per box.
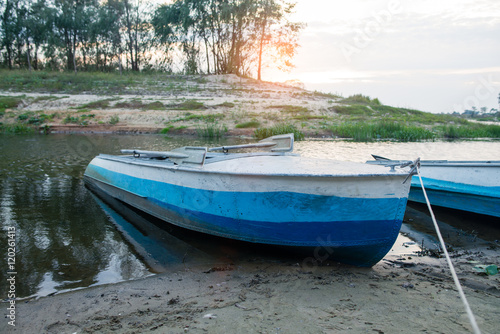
[0, 74, 336, 137]
[1, 72, 499, 140]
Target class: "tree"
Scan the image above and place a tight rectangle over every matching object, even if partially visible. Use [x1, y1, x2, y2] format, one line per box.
[122, 0, 153, 71]
[91, 0, 125, 71]
[252, 0, 304, 81]
[1, 0, 19, 69]
[53, 0, 99, 72]
[152, 0, 304, 78]
[25, 0, 54, 70]
[0, 0, 304, 75]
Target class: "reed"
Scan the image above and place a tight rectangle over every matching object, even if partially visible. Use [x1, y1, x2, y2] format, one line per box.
[254, 123, 305, 141]
[439, 124, 500, 139]
[236, 120, 260, 128]
[339, 94, 381, 106]
[196, 121, 228, 139]
[0, 96, 25, 116]
[330, 121, 436, 142]
[0, 123, 35, 134]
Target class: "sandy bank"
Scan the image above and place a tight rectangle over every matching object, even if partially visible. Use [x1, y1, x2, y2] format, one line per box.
[5, 235, 500, 333]
[0, 75, 338, 137]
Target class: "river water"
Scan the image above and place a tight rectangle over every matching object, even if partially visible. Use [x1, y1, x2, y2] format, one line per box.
[1, 134, 499, 298]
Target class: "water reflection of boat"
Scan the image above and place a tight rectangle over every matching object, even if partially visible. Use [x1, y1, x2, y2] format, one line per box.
[88, 188, 226, 272]
[368, 156, 500, 218]
[84, 134, 413, 267]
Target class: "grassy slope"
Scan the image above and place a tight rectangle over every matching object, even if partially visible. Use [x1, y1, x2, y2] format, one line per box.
[0, 70, 499, 141]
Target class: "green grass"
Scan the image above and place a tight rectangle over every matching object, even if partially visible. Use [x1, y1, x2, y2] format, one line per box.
[0, 123, 35, 134]
[114, 100, 144, 109]
[145, 101, 166, 110]
[292, 114, 328, 121]
[338, 94, 381, 106]
[160, 125, 174, 134]
[15, 111, 53, 126]
[73, 98, 119, 110]
[438, 124, 500, 139]
[216, 102, 235, 108]
[332, 105, 374, 117]
[0, 95, 25, 112]
[170, 100, 206, 110]
[333, 103, 472, 127]
[109, 115, 120, 125]
[196, 121, 228, 139]
[329, 121, 436, 142]
[266, 105, 310, 114]
[254, 123, 304, 141]
[0, 70, 208, 95]
[167, 113, 224, 124]
[236, 120, 260, 128]
[112, 99, 166, 110]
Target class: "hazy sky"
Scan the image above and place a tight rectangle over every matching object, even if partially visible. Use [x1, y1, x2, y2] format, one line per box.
[263, 0, 500, 113]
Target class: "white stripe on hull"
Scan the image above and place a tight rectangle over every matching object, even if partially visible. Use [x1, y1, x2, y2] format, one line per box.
[90, 155, 410, 199]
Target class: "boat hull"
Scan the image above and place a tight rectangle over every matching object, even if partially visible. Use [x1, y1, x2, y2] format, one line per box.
[409, 163, 500, 218]
[84, 155, 411, 266]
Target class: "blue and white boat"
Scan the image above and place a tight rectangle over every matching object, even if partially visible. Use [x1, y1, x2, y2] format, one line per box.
[368, 156, 500, 218]
[84, 134, 413, 267]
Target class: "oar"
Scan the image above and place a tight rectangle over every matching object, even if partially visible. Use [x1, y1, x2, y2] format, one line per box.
[121, 147, 207, 165]
[208, 142, 276, 152]
[121, 149, 189, 159]
[209, 133, 294, 153]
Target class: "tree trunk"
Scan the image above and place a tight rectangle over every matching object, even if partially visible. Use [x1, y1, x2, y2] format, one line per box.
[257, 18, 267, 81]
[27, 41, 32, 72]
[34, 45, 39, 70]
[6, 45, 13, 69]
[204, 35, 210, 74]
[125, 3, 136, 71]
[118, 51, 123, 75]
[73, 32, 77, 74]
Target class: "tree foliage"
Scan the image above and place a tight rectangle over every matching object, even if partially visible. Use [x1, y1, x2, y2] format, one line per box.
[0, 0, 304, 79]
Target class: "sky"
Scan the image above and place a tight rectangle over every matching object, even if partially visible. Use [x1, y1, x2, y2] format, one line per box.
[262, 0, 500, 114]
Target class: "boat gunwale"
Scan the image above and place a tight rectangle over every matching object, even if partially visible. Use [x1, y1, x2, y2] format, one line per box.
[95, 154, 412, 178]
[369, 160, 500, 168]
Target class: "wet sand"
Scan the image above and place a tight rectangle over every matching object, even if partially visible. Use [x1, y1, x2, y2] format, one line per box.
[4, 207, 500, 334]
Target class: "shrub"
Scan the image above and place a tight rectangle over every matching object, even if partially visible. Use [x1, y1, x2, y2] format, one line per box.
[236, 120, 260, 128]
[329, 121, 435, 142]
[339, 94, 381, 105]
[196, 121, 227, 139]
[109, 115, 120, 125]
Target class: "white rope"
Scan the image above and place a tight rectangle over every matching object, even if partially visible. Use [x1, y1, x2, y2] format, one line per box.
[415, 166, 481, 334]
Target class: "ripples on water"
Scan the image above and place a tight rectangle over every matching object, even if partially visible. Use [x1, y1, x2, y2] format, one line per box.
[0, 135, 499, 298]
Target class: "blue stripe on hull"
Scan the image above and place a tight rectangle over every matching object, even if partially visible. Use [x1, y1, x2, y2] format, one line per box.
[409, 187, 500, 218]
[411, 177, 500, 198]
[410, 177, 500, 217]
[85, 164, 408, 266]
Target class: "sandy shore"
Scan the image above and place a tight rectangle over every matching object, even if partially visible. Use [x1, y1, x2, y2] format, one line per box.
[4, 219, 500, 334]
[1, 75, 338, 137]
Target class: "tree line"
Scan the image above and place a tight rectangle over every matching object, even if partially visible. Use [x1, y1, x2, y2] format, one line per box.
[0, 0, 304, 79]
